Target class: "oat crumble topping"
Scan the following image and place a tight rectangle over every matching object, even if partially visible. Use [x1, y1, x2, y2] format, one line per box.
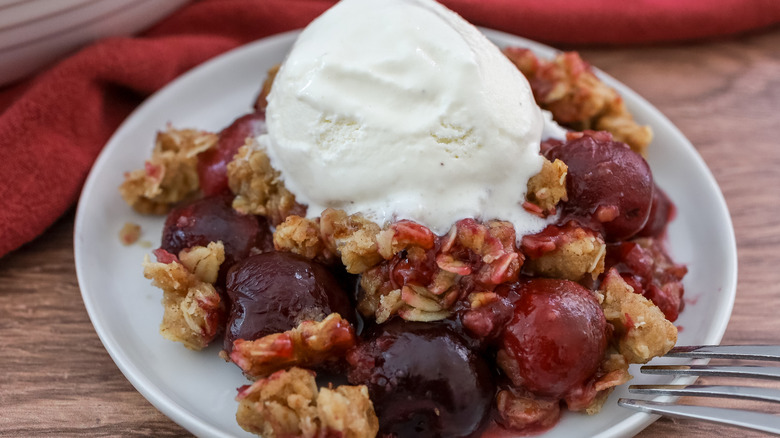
[142, 242, 225, 350]
[227, 141, 305, 225]
[230, 313, 356, 379]
[119, 129, 218, 214]
[504, 48, 652, 156]
[598, 268, 678, 363]
[235, 367, 378, 438]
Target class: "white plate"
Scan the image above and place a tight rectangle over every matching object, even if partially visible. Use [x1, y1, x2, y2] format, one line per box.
[75, 29, 737, 438]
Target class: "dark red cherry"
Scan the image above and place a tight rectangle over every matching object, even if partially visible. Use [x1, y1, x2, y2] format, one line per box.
[198, 112, 267, 196]
[636, 184, 674, 238]
[224, 252, 355, 351]
[546, 131, 653, 241]
[160, 195, 271, 280]
[347, 320, 494, 438]
[500, 278, 607, 399]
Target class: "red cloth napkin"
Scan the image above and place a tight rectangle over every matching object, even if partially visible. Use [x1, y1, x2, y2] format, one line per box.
[1, 0, 779, 258]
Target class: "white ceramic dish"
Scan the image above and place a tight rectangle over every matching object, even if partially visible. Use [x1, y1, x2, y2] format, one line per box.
[0, 0, 190, 86]
[74, 29, 737, 438]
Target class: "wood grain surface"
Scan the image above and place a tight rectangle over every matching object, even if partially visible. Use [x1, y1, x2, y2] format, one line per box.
[2, 26, 780, 438]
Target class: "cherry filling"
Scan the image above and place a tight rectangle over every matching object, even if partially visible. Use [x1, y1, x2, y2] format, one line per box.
[160, 195, 272, 284]
[545, 131, 653, 242]
[499, 278, 607, 399]
[347, 320, 495, 438]
[197, 112, 267, 196]
[605, 240, 687, 321]
[224, 252, 356, 352]
[132, 51, 690, 438]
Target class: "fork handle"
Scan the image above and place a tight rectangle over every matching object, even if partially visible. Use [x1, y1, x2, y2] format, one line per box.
[619, 399, 780, 435]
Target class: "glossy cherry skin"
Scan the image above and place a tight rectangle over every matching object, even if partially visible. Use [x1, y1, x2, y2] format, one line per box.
[224, 252, 355, 351]
[636, 184, 674, 238]
[160, 195, 271, 279]
[546, 131, 653, 241]
[347, 320, 494, 438]
[500, 278, 607, 399]
[198, 112, 267, 196]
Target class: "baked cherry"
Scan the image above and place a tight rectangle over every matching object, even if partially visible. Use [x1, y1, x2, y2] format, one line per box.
[500, 278, 607, 399]
[224, 252, 355, 351]
[546, 131, 653, 241]
[460, 294, 515, 343]
[160, 195, 271, 279]
[347, 320, 494, 438]
[198, 112, 267, 196]
[636, 184, 674, 238]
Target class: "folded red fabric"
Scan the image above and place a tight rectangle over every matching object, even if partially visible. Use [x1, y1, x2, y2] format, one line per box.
[1, 0, 778, 258]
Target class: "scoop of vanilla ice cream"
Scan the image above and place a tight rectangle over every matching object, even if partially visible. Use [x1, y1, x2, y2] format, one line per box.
[260, 0, 547, 236]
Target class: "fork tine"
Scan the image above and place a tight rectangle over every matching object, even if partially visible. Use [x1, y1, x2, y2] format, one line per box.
[618, 399, 780, 435]
[629, 384, 780, 403]
[667, 345, 780, 360]
[641, 365, 780, 380]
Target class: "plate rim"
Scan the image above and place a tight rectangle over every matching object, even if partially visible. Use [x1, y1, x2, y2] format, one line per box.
[74, 27, 738, 438]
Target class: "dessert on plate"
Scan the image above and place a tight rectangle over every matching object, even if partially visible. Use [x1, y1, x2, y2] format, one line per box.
[119, 0, 686, 436]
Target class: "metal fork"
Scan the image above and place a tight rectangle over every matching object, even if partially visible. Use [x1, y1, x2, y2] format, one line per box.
[619, 345, 780, 435]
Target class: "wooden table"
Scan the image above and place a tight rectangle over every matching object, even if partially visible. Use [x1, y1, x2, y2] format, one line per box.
[1, 26, 779, 438]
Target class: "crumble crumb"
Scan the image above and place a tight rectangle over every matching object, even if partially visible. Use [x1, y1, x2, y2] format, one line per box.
[320, 209, 384, 274]
[521, 226, 607, 281]
[375, 289, 403, 324]
[375, 220, 436, 260]
[522, 224, 606, 281]
[178, 242, 226, 285]
[598, 268, 677, 363]
[496, 388, 561, 433]
[227, 141, 305, 225]
[230, 313, 356, 379]
[504, 48, 652, 155]
[596, 103, 653, 156]
[355, 265, 391, 318]
[274, 209, 385, 274]
[526, 157, 568, 215]
[119, 128, 217, 214]
[273, 215, 334, 262]
[582, 352, 633, 415]
[119, 222, 141, 245]
[142, 242, 225, 350]
[236, 367, 378, 438]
